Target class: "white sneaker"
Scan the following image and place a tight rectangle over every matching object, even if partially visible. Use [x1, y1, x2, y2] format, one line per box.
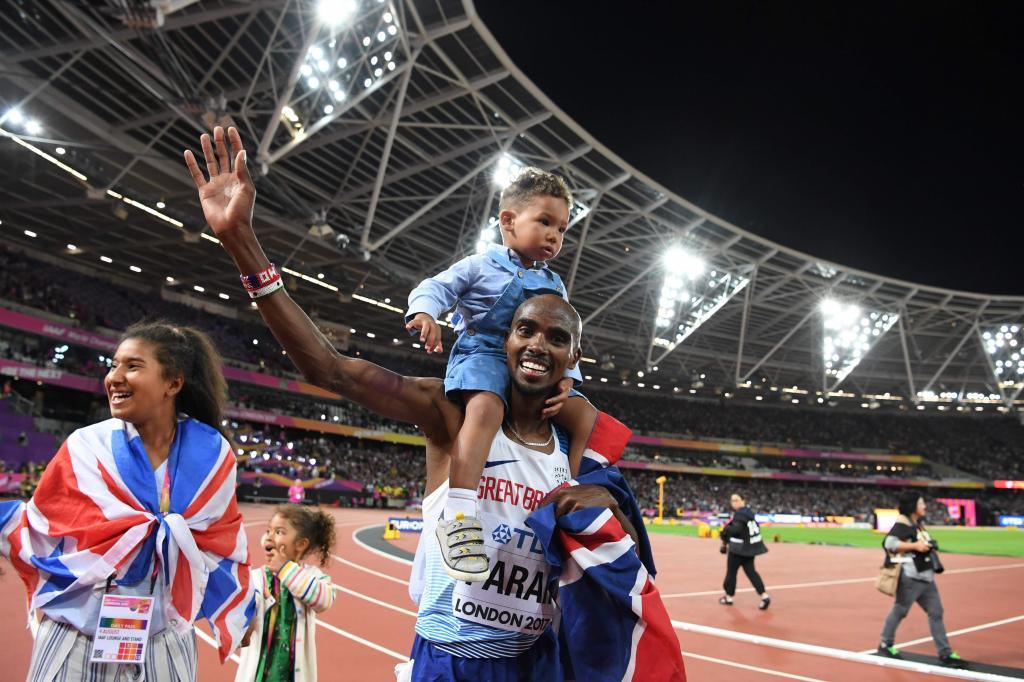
[434, 512, 489, 582]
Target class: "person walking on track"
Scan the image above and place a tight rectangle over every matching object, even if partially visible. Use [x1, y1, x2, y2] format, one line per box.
[878, 491, 965, 668]
[719, 492, 771, 610]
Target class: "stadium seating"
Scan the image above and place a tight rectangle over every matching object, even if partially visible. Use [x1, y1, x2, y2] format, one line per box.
[2, 245, 1023, 518]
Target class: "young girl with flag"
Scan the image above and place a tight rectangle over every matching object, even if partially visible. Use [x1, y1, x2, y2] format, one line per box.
[0, 322, 254, 681]
[235, 504, 337, 682]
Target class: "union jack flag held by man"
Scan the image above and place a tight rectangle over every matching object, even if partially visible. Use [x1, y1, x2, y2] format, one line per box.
[528, 412, 687, 681]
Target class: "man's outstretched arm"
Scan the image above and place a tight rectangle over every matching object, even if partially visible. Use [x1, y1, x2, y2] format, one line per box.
[184, 126, 446, 436]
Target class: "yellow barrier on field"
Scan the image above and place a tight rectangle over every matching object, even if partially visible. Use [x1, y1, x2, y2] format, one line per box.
[711, 528, 720, 540]
[382, 522, 401, 540]
[697, 523, 711, 538]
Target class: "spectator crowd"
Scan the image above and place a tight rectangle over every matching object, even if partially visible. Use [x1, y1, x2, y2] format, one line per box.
[1, 246, 1022, 516]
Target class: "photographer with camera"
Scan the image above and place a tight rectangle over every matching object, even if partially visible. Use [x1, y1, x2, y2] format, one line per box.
[877, 491, 965, 668]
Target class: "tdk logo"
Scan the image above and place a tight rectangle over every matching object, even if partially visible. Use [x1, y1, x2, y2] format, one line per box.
[492, 524, 513, 544]
[490, 524, 545, 555]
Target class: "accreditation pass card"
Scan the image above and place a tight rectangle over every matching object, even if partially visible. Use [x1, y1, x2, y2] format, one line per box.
[89, 595, 154, 664]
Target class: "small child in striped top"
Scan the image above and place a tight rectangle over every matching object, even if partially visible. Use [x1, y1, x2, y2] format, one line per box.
[236, 505, 337, 682]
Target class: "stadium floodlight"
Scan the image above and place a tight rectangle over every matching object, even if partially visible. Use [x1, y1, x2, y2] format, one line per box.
[475, 219, 499, 254]
[980, 324, 1024, 408]
[24, 119, 42, 135]
[493, 154, 523, 188]
[820, 298, 898, 389]
[649, 247, 749, 364]
[318, 0, 357, 26]
[5, 108, 23, 125]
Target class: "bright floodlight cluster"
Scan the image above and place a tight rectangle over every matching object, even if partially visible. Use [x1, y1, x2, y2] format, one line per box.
[290, 0, 400, 124]
[820, 299, 897, 384]
[492, 154, 523, 188]
[2, 108, 42, 135]
[652, 248, 748, 350]
[983, 324, 1023, 381]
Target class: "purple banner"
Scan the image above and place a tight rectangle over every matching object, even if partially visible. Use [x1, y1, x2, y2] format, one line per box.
[0, 306, 117, 352]
[0, 358, 104, 394]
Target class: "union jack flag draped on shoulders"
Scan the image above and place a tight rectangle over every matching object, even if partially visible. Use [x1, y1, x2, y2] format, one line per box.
[0, 417, 253, 662]
[528, 412, 687, 681]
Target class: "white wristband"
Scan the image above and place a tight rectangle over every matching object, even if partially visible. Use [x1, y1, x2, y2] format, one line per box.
[249, 278, 284, 300]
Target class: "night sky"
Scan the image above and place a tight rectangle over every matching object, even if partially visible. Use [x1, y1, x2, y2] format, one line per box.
[478, 2, 1023, 295]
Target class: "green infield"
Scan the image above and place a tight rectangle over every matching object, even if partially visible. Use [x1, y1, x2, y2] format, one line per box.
[645, 523, 1024, 557]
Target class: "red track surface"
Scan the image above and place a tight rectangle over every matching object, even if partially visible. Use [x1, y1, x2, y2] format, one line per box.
[2, 504, 1021, 681]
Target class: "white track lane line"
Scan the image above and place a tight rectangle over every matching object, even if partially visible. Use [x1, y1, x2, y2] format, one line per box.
[194, 592, 411, 665]
[661, 562, 1024, 599]
[857, 614, 1024, 654]
[351, 524, 415, 566]
[674, 620, 1021, 682]
[333, 583, 418, 617]
[195, 627, 241, 664]
[680, 651, 825, 681]
[315, 619, 410, 661]
[333, 554, 411, 586]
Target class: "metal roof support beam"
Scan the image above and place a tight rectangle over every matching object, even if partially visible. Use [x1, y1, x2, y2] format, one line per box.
[257, 5, 323, 163]
[0, 1, 281, 63]
[367, 150, 501, 252]
[359, 50, 419, 251]
[739, 308, 815, 383]
[332, 111, 550, 204]
[734, 264, 758, 385]
[196, 11, 258, 91]
[920, 319, 982, 394]
[572, 215, 706, 294]
[565, 173, 630, 296]
[273, 69, 509, 158]
[52, 3, 208, 138]
[581, 260, 661, 327]
[265, 60, 413, 165]
[0, 52, 83, 127]
[265, 17, 473, 166]
[897, 313, 918, 401]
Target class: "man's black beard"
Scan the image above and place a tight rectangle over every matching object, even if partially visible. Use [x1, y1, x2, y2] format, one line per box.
[510, 375, 554, 397]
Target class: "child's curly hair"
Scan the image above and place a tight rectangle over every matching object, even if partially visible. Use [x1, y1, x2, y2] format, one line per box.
[499, 166, 573, 212]
[274, 505, 337, 567]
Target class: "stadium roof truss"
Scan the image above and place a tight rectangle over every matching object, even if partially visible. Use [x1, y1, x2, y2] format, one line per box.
[1, 0, 1022, 413]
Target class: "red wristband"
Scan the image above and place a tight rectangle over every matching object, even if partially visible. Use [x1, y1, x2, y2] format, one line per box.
[240, 264, 280, 292]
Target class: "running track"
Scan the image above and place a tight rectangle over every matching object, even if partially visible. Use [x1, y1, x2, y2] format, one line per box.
[2, 504, 1021, 681]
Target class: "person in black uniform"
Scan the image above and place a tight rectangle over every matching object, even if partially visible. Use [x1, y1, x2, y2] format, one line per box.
[718, 492, 771, 610]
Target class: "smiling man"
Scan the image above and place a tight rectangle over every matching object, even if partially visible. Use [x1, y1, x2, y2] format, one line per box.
[183, 126, 680, 681]
[406, 294, 583, 680]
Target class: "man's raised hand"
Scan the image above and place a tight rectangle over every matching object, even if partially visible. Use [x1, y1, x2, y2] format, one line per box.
[183, 126, 256, 238]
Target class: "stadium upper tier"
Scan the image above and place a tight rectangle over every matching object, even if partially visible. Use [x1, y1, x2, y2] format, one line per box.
[2, 288, 1022, 482]
[1, 0, 1022, 413]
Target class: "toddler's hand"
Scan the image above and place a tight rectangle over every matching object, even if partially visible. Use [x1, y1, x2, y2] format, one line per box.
[405, 313, 443, 354]
[542, 377, 574, 418]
